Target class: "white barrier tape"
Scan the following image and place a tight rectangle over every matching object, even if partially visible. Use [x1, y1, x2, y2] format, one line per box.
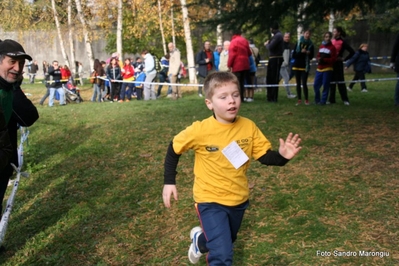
[370, 63, 392, 69]
[245, 77, 399, 88]
[258, 56, 392, 66]
[97, 76, 200, 87]
[45, 78, 81, 84]
[92, 73, 399, 89]
[0, 128, 30, 245]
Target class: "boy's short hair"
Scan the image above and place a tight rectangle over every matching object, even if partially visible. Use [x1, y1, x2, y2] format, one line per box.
[203, 72, 240, 99]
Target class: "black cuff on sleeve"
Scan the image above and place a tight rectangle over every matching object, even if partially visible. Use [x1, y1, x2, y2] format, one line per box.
[257, 149, 289, 166]
[164, 141, 181, 184]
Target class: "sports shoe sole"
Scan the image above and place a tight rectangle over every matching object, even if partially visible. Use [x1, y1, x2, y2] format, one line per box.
[188, 226, 203, 264]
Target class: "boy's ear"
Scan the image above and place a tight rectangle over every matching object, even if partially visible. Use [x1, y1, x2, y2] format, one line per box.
[205, 98, 213, 111]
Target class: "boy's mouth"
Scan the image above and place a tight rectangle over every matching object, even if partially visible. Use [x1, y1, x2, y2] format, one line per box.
[227, 107, 236, 111]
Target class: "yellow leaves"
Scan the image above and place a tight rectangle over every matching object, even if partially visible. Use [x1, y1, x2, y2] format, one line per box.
[0, 0, 35, 32]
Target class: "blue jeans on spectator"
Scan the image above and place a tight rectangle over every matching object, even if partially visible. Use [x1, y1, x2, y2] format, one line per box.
[120, 81, 134, 100]
[91, 83, 102, 102]
[157, 72, 171, 97]
[195, 201, 249, 266]
[29, 73, 36, 84]
[49, 87, 65, 106]
[313, 70, 333, 104]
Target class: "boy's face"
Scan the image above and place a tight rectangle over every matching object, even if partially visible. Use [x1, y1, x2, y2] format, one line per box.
[205, 82, 241, 124]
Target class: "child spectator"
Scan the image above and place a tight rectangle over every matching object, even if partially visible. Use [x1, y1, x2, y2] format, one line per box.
[120, 58, 135, 102]
[106, 57, 122, 102]
[313, 32, 337, 105]
[157, 54, 171, 98]
[345, 43, 371, 92]
[61, 65, 71, 82]
[162, 72, 302, 265]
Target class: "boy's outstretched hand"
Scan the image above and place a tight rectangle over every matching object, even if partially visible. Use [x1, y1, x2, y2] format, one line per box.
[279, 133, 302, 160]
[163, 184, 178, 208]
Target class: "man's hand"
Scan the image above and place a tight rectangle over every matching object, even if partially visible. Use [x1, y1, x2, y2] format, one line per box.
[278, 133, 302, 160]
[162, 184, 178, 208]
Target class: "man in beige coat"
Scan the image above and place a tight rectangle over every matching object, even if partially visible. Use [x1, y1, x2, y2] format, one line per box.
[168, 42, 181, 99]
[219, 41, 230, 72]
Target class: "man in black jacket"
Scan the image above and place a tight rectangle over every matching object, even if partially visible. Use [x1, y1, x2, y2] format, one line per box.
[265, 21, 284, 102]
[196, 41, 215, 97]
[390, 33, 399, 107]
[0, 40, 39, 218]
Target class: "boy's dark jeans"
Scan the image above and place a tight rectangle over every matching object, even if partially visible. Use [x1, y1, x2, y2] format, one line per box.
[195, 200, 249, 265]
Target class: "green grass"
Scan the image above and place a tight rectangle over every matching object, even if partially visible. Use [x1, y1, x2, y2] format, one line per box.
[0, 73, 398, 265]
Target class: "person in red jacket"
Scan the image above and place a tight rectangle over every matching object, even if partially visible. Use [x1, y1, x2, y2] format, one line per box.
[313, 32, 337, 105]
[120, 58, 135, 102]
[60, 65, 72, 83]
[228, 30, 252, 102]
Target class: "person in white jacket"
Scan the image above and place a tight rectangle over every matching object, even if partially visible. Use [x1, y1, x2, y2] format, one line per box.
[168, 42, 181, 100]
[142, 50, 157, 100]
[280, 33, 296, 98]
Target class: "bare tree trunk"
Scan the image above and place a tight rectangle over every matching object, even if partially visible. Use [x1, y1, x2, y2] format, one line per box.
[180, 0, 196, 83]
[75, 0, 94, 71]
[117, 0, 123, 56]
[216, 24, 222, 46]
[296, 2, 307, 41]
[158, 0, 167, 55]
[68, 0, 76, 76]
[171, 1, 176, 45]
[329, 9, 335, 32]
[51, 0, 70, 67]
[216, 1, 222, 45]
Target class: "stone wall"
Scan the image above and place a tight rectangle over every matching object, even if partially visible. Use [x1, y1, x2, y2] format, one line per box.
[1, 30, 108, 78]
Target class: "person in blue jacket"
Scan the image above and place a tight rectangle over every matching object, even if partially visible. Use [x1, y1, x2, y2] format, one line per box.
[213, 45, 222, 71]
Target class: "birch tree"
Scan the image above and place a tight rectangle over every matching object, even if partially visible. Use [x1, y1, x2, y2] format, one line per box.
[116, 0, 123, 56]
[328, 9, 335, 32]
[216, 1, 222, 46]
[171, 1, 176, 46]
[180, 0, 196, 83]
[51, 0, 70, 68]
[75, 0, 94, 71]
[158, 0, 167, 55]
[67, 0, 76, 75]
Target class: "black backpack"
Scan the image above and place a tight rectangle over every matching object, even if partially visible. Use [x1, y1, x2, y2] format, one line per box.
[153, 55, 161, 72]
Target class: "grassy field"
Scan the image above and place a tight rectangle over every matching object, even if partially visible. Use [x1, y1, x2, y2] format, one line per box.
[0, 73, 398, 266]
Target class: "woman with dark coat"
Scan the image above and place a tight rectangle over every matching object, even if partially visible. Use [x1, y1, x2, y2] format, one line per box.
[329, 26, 355, 105]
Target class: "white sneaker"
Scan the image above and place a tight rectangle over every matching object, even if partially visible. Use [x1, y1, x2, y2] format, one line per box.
[166, 94, 172, 98]
[347, 87, 353, 92]
[247, 98, 254, 102]
[344, 101, 350, 106]
[198, 93, 203, 98]
[361, 89, 368, 92]
[244, 98, 248, 102]
[188, 226, 203, 264]
[287, 94, 296, 99]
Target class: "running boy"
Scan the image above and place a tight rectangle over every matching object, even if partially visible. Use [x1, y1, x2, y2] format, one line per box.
[162, 72, 302, 265]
